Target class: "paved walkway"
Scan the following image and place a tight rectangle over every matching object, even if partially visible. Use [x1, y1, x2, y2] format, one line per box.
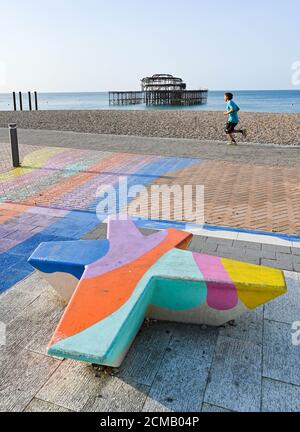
[1, 129, 300, 412]
[1, 129, 300, 235]
[1, 127, 300, 165]
[0, 135, 300, 293]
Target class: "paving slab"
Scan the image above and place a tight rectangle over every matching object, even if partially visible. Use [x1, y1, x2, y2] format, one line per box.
[261, 258, 293, 271]
[0, 276, 39, 325]
[0, 349, 60, 412]
[204, 336, 262, 412]
[264, 272, 300, 324]
[293, 262, 300, 272]
[188, 236, 208, 251]
[83, 377, 149, 412]
[5, 283, 64, 357]
[142, 351, 208, 412]
[36, 360, 101, 412]
[207, 237, 234, 247]
[269, 245, 292, 254]
[201, 403, 232, 413]
[275, 252, 295, 271]
[262, 378, 300, 412]
[234, 241, 262, 251]
[261, 246, 276, 259]
[24, 398, 74, 412]
[169, 323, 219, 359]
[263, 320, 300, 386]
[142, 324, 219, 412]
[118, 322, 173, 387]
[219, 307, 264, 345]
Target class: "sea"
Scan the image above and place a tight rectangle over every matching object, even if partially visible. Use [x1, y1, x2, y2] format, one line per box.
[0, 90, 300, 113]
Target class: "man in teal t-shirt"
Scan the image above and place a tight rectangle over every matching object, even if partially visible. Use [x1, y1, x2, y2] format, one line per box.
[224, 92, 247, 145]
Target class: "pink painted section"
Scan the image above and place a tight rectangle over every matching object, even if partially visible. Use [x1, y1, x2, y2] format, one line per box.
[192, 253, 238, 311]
[84, 218, 167, 279]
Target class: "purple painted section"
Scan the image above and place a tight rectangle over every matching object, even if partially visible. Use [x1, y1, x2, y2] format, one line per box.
[26, 207, 68, 218]
[0, 226, 17, 238]
[192, 253, 238, 311]
[0, 238, 18, 253]
[84, 218, 168, 279]
[0, 211, 62, 254]
[1, 149, 83, 193]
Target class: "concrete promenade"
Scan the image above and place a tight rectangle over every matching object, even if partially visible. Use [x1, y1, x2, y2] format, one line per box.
[0, 129, 300, 412]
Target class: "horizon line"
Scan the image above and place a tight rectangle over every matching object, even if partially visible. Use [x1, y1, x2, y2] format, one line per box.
[1, 89, 300, 94]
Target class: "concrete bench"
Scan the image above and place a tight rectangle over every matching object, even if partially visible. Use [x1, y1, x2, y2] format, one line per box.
[28, 240, 109, 302]
[28, 218, 287, 367]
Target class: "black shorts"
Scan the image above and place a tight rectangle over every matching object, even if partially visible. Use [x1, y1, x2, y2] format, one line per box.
[225, 122, 238, 134]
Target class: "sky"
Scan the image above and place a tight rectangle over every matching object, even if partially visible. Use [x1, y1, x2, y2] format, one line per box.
[0, 0, 299, 92]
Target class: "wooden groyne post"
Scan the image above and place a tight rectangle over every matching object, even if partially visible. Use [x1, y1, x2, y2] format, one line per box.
[34, 91, 38, 110]
[19, 92, 23, 111]
[12, 91, 39, 111]
[28, 91, 32, 111]
[12, 92, 17, 111]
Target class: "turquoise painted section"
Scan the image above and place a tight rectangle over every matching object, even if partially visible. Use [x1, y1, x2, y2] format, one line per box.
[147, 249, 207, 310]
[49, 248, 207, 365]
[154, 278, 206, 311]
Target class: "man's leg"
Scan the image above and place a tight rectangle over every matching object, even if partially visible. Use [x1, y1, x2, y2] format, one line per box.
[228, 132, 237, 144]
[226, 122, 237, 144]
[233, 128, 247, 138]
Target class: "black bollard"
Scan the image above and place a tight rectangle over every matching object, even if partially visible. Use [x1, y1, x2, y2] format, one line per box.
[8, 124, 20, 167]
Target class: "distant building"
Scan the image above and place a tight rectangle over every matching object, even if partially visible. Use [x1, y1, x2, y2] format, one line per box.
[109, 74, 208, 106]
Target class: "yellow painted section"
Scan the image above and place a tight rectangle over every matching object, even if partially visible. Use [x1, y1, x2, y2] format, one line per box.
[0, 147, 65, 182]
[222, 258, 287, 309]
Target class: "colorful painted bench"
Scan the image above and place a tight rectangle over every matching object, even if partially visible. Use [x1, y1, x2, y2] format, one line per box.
[28, 218, 287, 367]
[28, 240, 109, 302]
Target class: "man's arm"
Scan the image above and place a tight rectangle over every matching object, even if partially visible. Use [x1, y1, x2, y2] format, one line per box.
[224, 108, 234, 116]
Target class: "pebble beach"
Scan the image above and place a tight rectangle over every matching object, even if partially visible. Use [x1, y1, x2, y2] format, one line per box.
[0, 110, 299, 145]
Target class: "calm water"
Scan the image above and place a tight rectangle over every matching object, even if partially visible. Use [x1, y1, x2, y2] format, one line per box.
[1, 90, 300, 113]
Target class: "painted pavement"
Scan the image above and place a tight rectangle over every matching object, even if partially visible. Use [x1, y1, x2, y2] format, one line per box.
[1, 145, 300, 294]
[0, 146, 200, 293]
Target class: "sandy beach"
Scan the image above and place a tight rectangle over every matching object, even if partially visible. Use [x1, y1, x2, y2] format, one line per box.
[0, 110, 299, 145]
